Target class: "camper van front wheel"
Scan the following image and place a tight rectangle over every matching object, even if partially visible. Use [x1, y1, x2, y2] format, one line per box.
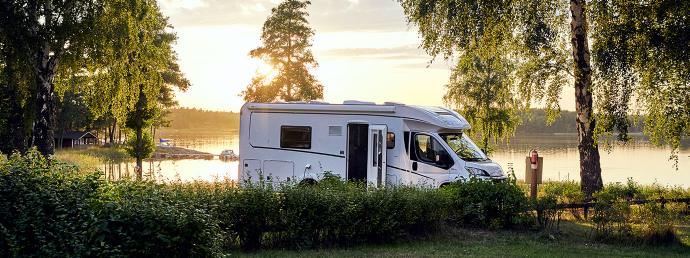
[299, 178, 317, 186]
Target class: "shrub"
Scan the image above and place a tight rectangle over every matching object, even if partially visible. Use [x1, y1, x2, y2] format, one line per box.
[442, 178, 529, 229]
[269, 175, 446, 249]
[535, 180, 585, 228]
[222, 182, 280, 251]
[88, 181, 223, 257]
[633, 203, 681, 245]
[0, 149, 100, 257]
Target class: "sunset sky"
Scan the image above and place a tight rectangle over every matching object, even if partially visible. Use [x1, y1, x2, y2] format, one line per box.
[158, 0, 575, 112]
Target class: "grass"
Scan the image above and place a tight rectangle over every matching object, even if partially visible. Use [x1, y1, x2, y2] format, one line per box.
[55, 147, 131, 171]
[232, 221, 690, 257]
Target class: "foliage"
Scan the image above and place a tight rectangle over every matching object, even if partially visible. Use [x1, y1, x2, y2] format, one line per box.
[442, 178, 530, 229]
[124, 131, 155, 162]
[0, 0, 189, 156]
[56, 92, 95, 135]
[89, 181, 223, 257]
[2, 151, 688, 256]
[444, 37, 521, 154]
[0, 0, 103, 155]
[0, 39, 33, 154]
[591, 0, 690, 164]
[0, 149, 101, 257]
[590, 179, 686, 244]
[242, 0, 324, 102]
[398, 0, 690, 196]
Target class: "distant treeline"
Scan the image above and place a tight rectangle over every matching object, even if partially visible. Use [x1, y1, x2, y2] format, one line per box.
[515, 109, 643, 135]
[165, 108, 240, 131]
[162, 108, 643, 135]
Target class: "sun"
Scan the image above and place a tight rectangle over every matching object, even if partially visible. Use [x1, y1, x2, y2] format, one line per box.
[253, 60, 279, 82]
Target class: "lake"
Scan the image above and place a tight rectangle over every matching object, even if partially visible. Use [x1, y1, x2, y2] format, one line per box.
[104, 132, 690, 187]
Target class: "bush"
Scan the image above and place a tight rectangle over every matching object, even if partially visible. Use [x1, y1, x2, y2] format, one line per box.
[256, 174, 446, 249]
[88, 181, 223, 257]
[6, 151, 687, 254]
[0, 150, 225, 257]
[534, 180, 585, 229]
[442, 178, 529, 229]
[221, 182, 280, 251]
[0, 150, 100, 257]
[590, 179, 687, 245]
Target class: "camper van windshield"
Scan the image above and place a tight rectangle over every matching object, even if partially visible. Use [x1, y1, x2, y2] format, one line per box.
[439, 133, 488, 161]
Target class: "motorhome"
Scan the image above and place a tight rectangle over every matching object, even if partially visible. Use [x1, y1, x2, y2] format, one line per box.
[239, 101, 506, 188]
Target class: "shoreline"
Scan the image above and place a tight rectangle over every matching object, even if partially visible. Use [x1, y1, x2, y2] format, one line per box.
[151, 146, 215, 160]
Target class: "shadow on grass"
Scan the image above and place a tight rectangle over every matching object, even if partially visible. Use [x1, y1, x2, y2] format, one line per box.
[229, 221, 690, 258]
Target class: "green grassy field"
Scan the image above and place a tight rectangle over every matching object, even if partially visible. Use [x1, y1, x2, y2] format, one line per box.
[231, 222, 689, 257]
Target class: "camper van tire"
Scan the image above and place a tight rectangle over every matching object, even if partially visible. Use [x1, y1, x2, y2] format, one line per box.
[239, 101, 507, 188]
[299, 178, 317, 186]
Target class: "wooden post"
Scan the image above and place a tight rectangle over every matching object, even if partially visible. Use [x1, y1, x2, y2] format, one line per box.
[531, 167, 538, 200]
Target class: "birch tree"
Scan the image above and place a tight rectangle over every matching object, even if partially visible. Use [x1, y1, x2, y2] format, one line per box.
[0, 0, 101, 156]
[398, 0, 689, 197]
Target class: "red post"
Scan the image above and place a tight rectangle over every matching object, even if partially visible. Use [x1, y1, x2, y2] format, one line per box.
[530, 150, 539, 200]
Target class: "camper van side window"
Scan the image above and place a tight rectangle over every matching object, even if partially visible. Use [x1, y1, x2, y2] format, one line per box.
[386, 132, 395, 149]
[280, 126, 312, 149]
[412, 133, 454, 169]
[404, 131, 410, 154]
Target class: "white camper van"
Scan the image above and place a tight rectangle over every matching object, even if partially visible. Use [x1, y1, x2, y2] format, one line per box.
[239, 101, 506, 188]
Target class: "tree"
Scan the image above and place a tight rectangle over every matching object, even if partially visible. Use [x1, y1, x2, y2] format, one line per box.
[0, 0, 101, 156]
[56, 91, 94, 146]
[242, 0, 323, 102]
[591, 0, 690, 166]
[398, 0, 689, 197]
[0, 35, 34, 154]
[443, 32, 521, 154]
[85, 0, 187, 174]
[152, 52, 191, 139]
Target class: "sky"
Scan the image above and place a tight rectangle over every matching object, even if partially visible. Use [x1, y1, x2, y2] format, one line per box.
[157, 0, 574, 112]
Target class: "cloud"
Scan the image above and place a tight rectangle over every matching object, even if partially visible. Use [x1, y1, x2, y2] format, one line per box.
[159, 0, 410, 33]
[158, 0, 206, 14]
[318, 45, 426, 60]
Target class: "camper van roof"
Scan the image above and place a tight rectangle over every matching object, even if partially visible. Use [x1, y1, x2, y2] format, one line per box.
[243, 101, 470, 130]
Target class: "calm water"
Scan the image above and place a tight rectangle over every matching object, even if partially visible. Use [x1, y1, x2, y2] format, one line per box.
[104, 133, 690, 187]
[103, 133, 240, 182]
[491, 135, 690, 187]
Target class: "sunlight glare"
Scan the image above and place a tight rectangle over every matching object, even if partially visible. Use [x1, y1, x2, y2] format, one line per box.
[253, 59, 279, 83]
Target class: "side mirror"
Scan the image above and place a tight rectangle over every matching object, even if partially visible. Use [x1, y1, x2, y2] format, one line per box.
[412, 161, 418, 171]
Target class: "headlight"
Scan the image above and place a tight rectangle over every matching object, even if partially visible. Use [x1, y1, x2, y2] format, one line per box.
[466, 167, 491, 177]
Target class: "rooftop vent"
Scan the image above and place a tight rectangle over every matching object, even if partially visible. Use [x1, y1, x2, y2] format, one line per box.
[343, 100, 376, 105]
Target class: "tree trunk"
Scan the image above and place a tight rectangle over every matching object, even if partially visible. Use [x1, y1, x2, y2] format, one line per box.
[136, 125, 143, 180]
[109, 119, 116, 144]
[32, 46, 58, 156]
[570, 0, 603, 198]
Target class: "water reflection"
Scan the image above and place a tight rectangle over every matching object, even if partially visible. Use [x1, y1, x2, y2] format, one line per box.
[103, 158, 239, 182]
[102, 132, 240, 182]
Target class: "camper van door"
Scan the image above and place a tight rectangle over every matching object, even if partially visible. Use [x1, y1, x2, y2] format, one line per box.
[367, 125, 387, 187]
